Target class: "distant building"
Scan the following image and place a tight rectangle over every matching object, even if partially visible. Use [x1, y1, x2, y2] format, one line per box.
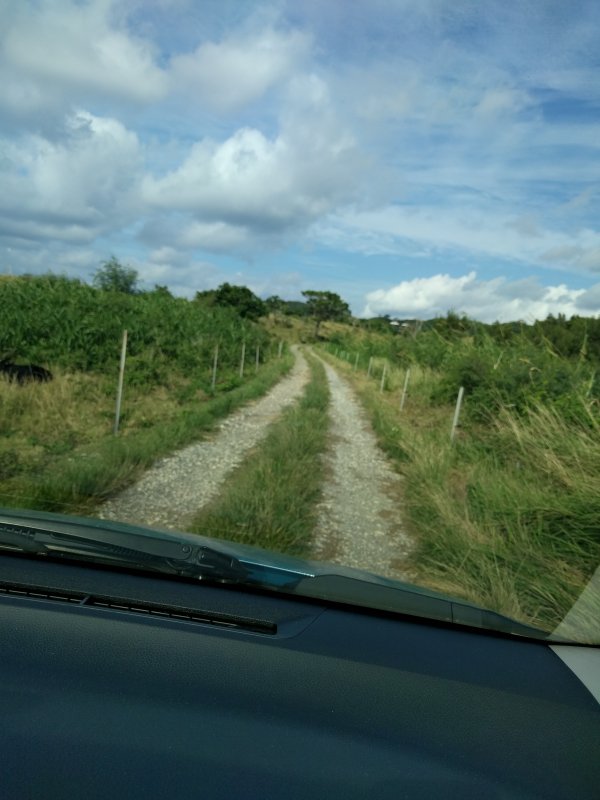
[388, 318, 420, 334]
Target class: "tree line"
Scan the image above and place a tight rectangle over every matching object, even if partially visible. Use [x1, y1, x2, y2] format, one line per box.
[94, 257, 351, 333]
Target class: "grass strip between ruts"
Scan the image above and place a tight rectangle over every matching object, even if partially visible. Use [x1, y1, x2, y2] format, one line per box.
[189, 351, 330, 559]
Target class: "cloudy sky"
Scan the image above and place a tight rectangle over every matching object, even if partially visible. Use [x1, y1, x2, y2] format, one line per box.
[1, 0, 600, 321]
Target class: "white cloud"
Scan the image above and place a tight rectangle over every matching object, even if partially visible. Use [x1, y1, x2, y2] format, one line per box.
[562, 187, 597, 211]
[362, 271, 597, 323]
[474, 87, 531, 119]
[577, 283, 600, 311]
[148, 246, 188, 266]
[319, 206, 600, 276]
[0, 110, 142, 242]
[578, 247, 600, 271]
[169, 27, 311, 112]
[178, 221, 255, 253]
[0, 0, 599, 310]
[141, 77, 366, 250]
[1, 240, 100, 279]
[136, 257, 221, 297]
[0, 0, 167, 122]
[541, 242, 600, 273]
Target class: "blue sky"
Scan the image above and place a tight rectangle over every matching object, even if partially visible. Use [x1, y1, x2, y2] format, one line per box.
[1, 0, 600, 321]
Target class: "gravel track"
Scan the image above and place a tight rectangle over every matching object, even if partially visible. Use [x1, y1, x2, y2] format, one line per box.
[97, 345, 411, 582]
[97, 347, 309, 531]
[311, 356, 413, 581]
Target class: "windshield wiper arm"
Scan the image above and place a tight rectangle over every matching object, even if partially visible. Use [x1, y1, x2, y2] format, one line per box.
[0, 517, 248, 583]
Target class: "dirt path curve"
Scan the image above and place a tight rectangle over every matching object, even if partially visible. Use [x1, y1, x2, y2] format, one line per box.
[311, 355, 413, 582]
[97, 346, 309, 531]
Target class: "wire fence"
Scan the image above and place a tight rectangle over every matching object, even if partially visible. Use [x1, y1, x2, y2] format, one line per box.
[323, 343, 465, 442]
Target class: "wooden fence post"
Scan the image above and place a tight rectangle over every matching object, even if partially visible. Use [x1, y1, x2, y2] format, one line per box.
[380, 363, 387, 393]
[239, 342, 246, 378]
[450, 386, 465, 442]
[113, 329, 128, 435]
[399, 369, 410, 411]
[211, 343, 219, 391]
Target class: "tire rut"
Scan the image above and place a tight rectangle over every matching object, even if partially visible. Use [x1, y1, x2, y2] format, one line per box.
[311, 355, 413, 581]
[97, 346, 309, 531]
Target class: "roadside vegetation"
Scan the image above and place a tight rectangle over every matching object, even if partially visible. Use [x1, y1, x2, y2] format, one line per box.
[189, 353, 329, 558]
[0, 271, 291, 515]
[320, 315, 600, 632]
[0, 270, 272, 380]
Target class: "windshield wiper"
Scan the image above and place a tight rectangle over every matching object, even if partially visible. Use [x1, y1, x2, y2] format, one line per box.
[0, 509, 573, 643]
[0, 514, 248, 584]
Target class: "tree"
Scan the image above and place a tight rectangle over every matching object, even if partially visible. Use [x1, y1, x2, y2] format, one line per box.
[153, 284, 173, 298]
[301, 290, 351, 337]
[282, 300, 310, 317]
[265, 295, 284, 314]
[93, 256, 139, 294]
[194, 289, 216, 306]
[212, 283, 266, 320]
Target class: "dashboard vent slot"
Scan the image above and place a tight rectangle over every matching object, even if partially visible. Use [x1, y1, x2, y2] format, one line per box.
[84, 596, 277, 634]
[0, 581, 276, 635]
[0, 584, 83, 604]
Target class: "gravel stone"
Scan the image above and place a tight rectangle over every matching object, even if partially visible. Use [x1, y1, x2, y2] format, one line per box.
[311, 356, 413, 581]
[97, 347, 309, 531]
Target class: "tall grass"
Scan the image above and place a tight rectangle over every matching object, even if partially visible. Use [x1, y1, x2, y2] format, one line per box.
[0, 354, 293, 516]
[406, 403, 600, 631]
[189, 353, 330, 558]
[322, 347, 600, 634]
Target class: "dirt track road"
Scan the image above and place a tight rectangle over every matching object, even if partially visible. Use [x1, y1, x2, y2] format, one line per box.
[97, 347, 309, 531]
[311, 355, 412, 581]
[98, 347, 411, 580]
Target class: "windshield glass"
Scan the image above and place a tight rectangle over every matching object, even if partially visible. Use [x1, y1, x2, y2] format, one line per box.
[1, 0, 599, 645]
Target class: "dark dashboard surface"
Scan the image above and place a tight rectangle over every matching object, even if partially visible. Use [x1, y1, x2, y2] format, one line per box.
[1, 553, 599, 799]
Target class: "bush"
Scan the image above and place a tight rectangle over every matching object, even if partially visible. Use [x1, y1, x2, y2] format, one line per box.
[430, 337, 594, 420]
[0, 274, 271, 381]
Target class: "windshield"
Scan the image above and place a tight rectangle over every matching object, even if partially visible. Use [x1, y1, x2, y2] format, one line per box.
[1, 0, 599, 645]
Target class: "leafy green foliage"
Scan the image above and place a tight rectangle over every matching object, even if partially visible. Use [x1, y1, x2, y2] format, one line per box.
[0, 354, 293, 516]
[0, 274, 270, 384]
[281, 300, 311, 316]
[211, 282, 266, 320]
[93, 256, 139, 294]
[323, 310, 599, 420]
[301, 290, 351, 336]
[264, 295, 284, 313]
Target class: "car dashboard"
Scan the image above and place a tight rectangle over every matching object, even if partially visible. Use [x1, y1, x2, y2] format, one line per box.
[1, 551, 599, 799]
